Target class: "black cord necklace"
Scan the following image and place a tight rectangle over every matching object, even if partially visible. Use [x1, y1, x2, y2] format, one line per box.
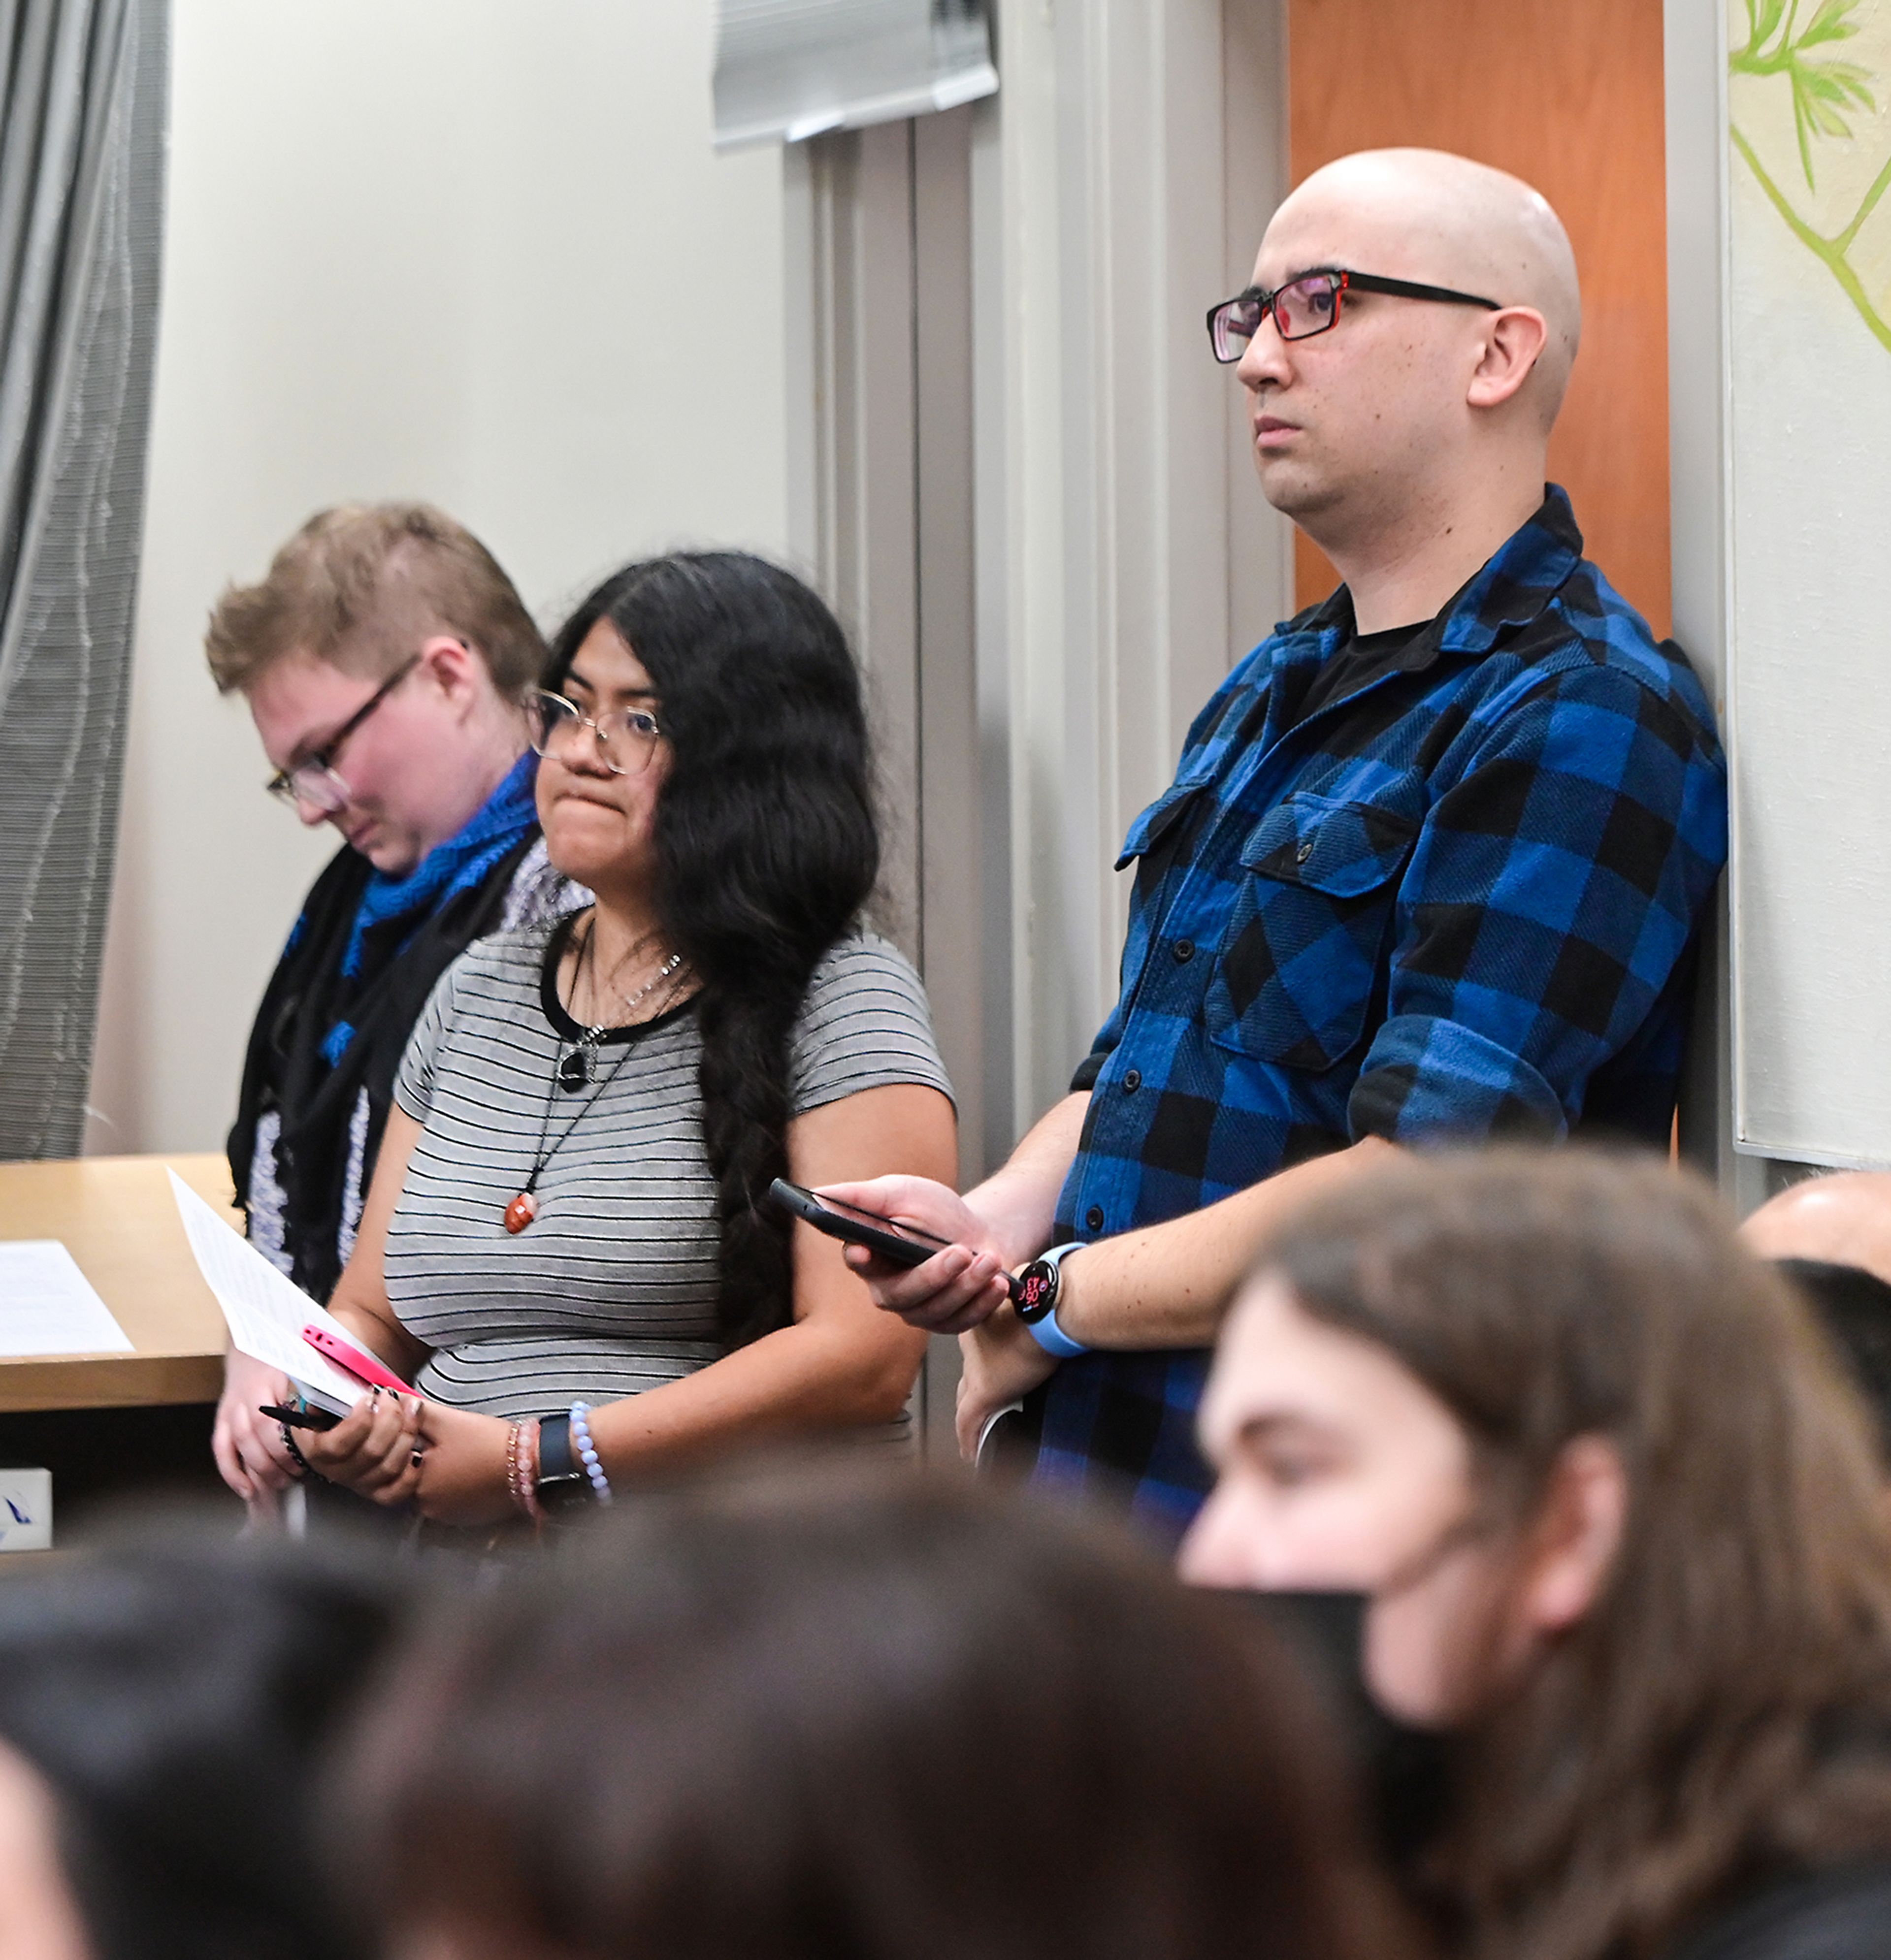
[503, 919, 682, 1234]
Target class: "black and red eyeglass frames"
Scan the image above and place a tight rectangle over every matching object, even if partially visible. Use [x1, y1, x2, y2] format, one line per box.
[1206, 267, 1500, 362]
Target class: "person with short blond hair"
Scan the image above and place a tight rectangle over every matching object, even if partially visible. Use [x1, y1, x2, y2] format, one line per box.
[212, 503, 580, 1508]
[204, 502, 546, 701]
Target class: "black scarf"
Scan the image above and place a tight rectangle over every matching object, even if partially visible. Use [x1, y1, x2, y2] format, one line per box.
[228, 834, 538, 1302]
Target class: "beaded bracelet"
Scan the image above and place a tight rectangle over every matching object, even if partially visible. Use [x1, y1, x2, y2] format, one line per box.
[278, 1423, 325, 1484]
[568, 1403, 614, 1506]
[505, 1417, 545, 1525]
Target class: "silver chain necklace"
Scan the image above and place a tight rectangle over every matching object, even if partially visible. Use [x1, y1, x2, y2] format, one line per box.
[505, 928, 687, 1234]
[557, 925, 685, 1092]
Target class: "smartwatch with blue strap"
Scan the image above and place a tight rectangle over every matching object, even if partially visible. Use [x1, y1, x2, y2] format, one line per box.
[1013, 1242, 1090, 1357]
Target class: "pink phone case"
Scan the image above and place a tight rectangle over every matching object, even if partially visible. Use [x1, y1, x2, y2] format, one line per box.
[302, 1324, 411, 1393]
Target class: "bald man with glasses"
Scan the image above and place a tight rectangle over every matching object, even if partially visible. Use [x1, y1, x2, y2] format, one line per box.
[207, 502, 582, 1509]
[828, 148, 1728, 1540]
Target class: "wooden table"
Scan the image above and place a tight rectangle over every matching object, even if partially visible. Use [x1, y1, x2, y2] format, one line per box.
[0, 1154, 234, 1413]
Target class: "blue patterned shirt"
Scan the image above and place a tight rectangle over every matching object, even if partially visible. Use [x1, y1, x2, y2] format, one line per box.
[1030, 488, 1728, 1538]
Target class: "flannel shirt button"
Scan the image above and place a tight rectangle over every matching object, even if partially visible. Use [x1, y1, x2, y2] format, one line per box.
[1085, 1205, 1105, 1232]
[1295, 838, 1314, 864]
[1123, 1068, 1142, 1092]
[1173, 938, 1195, 963]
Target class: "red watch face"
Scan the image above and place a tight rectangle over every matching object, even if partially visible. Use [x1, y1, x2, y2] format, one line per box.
[1016, 1264, 1055, 1319]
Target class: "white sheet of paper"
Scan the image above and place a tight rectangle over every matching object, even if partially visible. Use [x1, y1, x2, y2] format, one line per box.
[0, 1241, 134, 1358]
[166, 1171, 369, 1413]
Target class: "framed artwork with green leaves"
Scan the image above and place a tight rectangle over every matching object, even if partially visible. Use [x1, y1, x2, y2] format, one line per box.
[1730, 0, 1891, 352]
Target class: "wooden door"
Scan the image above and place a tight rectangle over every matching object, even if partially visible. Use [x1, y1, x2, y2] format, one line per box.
[1284, 0, 1671, 638]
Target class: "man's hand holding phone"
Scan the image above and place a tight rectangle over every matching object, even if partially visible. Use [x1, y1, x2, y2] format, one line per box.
[812, 1176, 1020, 1335]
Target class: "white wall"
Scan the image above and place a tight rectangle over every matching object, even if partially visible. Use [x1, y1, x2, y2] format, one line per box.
[1724, 0, 1891, 1169]
[85, 0, 788, 1156]
[970, 0, 1292, 1131]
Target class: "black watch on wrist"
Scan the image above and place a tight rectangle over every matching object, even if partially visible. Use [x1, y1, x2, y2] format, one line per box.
[1013, 1242, 1084, 1323]
[535, 1412, 591, 1514]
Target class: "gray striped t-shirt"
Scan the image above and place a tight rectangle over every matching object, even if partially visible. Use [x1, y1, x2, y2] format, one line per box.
[386, 924, 951, 1422]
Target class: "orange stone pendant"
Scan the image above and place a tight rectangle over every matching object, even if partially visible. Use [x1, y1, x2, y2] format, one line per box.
[504, 1190, 539, 1234]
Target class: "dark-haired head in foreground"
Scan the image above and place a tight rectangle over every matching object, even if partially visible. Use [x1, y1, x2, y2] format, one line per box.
[336, 1468, 1418, 1960]
[0, 1521, 410, 1960]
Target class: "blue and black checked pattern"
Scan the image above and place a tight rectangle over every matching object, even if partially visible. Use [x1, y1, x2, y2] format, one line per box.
[1032, 488, 1728, 1538]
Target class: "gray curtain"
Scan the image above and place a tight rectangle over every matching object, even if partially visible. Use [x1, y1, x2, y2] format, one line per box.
[0, 0, 166, 1159]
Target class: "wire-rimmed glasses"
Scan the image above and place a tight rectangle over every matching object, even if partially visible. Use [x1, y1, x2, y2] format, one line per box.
[264, 654, 423, 813]
[1206, 267, 1500, 363]
[529, 689, 664, 776]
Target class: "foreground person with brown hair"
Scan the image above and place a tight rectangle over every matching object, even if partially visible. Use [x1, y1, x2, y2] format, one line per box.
[332, 1470, 1422, 1960]
[1184, 1149, 1891, 1960]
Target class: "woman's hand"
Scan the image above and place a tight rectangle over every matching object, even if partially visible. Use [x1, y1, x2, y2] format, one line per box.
[212, 1351, 300, 1513]
[296, 1388, 424, 1507]
[956, 1311, 1059, 1460]
[410, 1402, 518, 1528]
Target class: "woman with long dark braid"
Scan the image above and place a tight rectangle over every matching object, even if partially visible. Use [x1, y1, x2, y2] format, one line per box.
[270, 553, 955, 1526]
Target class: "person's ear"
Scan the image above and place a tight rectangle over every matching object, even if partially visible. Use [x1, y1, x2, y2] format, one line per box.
[417, 635, 484, 712]
[1465, 305, 1549, 411]
[1517, 1433, 1626, 1634]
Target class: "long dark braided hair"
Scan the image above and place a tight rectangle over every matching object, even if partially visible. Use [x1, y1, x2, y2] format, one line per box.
[543, 553, 879, 1350]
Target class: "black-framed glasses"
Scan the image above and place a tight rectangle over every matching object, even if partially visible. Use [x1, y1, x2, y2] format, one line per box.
[264, 653, 423, 813]
[529, 689, 664, 776]
[1206, 267, 1500, 362]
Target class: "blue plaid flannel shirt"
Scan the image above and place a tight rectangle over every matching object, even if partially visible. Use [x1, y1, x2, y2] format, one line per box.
[1030, 488, 1728, 1538]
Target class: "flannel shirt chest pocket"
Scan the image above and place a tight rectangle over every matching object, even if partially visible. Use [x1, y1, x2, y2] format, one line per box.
[1206, 775, 1424, 1072]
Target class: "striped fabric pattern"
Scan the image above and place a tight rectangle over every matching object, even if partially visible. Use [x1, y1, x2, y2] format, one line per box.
[0, 0, 167, 1157]
[385, 926, 951, 1426]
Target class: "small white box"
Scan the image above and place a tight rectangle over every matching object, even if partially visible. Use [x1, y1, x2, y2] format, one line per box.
[0, 1471, 52, 1552]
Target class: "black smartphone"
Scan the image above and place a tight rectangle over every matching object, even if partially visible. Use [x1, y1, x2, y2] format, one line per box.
[258, 1402, 342, 1432]
[767, 1179, 952, 1269]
